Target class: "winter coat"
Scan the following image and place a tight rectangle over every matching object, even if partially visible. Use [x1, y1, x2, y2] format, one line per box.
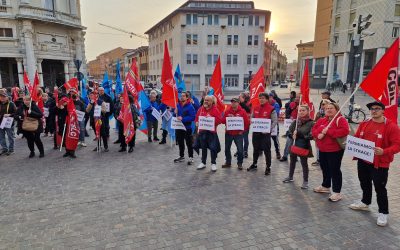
[312, 115, 350, 152]
[176, 101, 196, 129]
[16, 102, 43, 133]
[288, 118, 314, 158]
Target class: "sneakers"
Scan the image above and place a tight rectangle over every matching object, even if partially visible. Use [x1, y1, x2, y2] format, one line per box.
[247, 164, 257, 171]
[81, 142, 87, 147]
[233, 152, 238, 157]
[243, 151, 248, 158]
[349, 201, 369, 211]
[29, 152, 35, 158]
[197, 163, 206, 170]
[153, 137, 160, 141]
[264, 167, 271, 176]
[174, 157, 185, 163]
[5, 150, 14, 156]
[211, 164, 217, 172]
[238, 163, 243, 170]
[148, 138, 152, 143]
[128, 147, 134, 153]
[282, 177, 294, 183]
[328, 192, 342, 202]
[311, 161, 320, 166]
[279, 156, 288, 162]
[159, 140, 167, 145]
[276, 153, 281, 160]
[301, 181, 309, 189]
[313, 186, 331, 193]
[39, 153, 44, 158]
[104, 148, 109, 152]
[187, 158, 194, 165]
[377, 213, 388, 227]
[118, 148, 127, 152]
[221, 163, 232, 168]
[0, 150, 7, 156]
[77, 141, 81, 146]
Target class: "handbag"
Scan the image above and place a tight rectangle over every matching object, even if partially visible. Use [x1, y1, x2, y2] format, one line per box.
[335, 117, 354, 149]
[290, 145, 309, 157]
[22, 117, 39, 132]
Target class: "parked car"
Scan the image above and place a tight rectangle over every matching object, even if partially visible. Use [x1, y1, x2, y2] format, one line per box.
[271, 81, 280, 86]
[280, 81, 289, 88]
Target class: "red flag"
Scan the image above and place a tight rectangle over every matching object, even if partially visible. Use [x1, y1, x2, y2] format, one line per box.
[65, 97, 80, 151]
[210, 57, 225, 112]
[249, 66, 265, 107]
[23, 71, 32, 94]
[31, 71, 40, 102]
[300, 59, 310, 105]
[360, 38, 399, 123]
[122, 86, 135, 144]
[95, 119, 102, 139]
[161, 40, 178, 108]
[124, 58, 143, 98]
[63, 78, 79, 91]
[11, 87, 19, 102]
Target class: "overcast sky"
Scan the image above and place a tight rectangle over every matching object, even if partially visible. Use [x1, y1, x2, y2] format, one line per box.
[81, 0, 317, 62]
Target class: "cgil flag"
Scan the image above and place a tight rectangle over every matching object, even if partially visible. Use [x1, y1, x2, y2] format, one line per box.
[65, 97, 80, 151]
[63, 78, 79, 91]
[31, 71, 40, 103]
[249, 66, 265, 108]
[122, 85, 135, 144]
[360, 38, 399, 123]
[161, 40, 178, 108]
[210, 56, 225, 112]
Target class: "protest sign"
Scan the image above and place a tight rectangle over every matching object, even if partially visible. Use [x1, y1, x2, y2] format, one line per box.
[284, 119, 293, 133]
[76, 110, 85, 122]
[345, 135, 375, 163]
[152, 108, 162, 122]
[162, 110, 172, 121]
[43, 107, 49, 118]
[226, 117, 244, 131]
[198, 116, 215, 131]
[171, 117, 186, 130]
[94, 105, 102, 117]
[251, 118, 271, 133]
[0, 117, 13, 129]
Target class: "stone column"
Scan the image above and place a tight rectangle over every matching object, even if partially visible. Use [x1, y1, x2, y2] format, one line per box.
[22, 20, 36, 82]
[16, 58, 24, 88]
[358, 51, 365, 83]
[64, 61, 70, 81]
[326, 54, 335, 87]
[311, 58, 316, 75]
[37, 59, 44, 87]
[341, 52, 349, 82]
[323, 57, 328, 75]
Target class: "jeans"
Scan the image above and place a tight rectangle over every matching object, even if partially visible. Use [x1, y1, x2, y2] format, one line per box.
[0, 127, 14, 152]
[252, 132, 271, 167]
[358, 160, 389, 214]
[225, 133, 244, 164]
[289, 154, 309, 181]
[319, 150, 344, 193]
[176, 128, 193, 158]
[147, 120, 158, 140]
[79, 120, 85, 142]
[199, 131, 219, 165]
[282, 137, 293, 158]
[243, 130, 249, 153]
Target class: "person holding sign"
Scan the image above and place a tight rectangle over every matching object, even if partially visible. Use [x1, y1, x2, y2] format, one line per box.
[86, 91, 110, 152]
[195, 96, 222, 172]
[247, 93, 278, 175]
[282, 105, 314, 189]
[311, 102, 349, 202]
[239, 92, 251, 158]
[144, 91, 161, 143]
[349, 102, 400, 227]
[0, 89, 16, 156]
[173, 92, 196, 165]
[269, 93, 281, 159]
[70, 88, 87, 148]
[222, 98, 250, 170]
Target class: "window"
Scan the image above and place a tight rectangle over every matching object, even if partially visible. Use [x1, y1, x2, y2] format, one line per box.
[0, 28, 12, 37]
[214, 15, 219, 25]
[205, 75, 212, 86]
[193, 54, 198, 64]
[44, 0, 54, 10]
[234, 15, 239, 26]
[228, 15, 233, 26]
[208, 15, 212, 25]
[333, 34, 339, 45]
[253, 55, 258, 65]
[392, 27, 399, 38]
[255, 16, 259, 26]
[169, 38, 173, 50]
[347, 32, 353, 43]
[234, 35, 238, 45]
[335, 16, 340, 28]
[349, 12, 356, 26]
[227, 55, 232, 65]
[249, 15, 253, 26]
[225, 75, 239, 88]
[193, 14, 198, 24]
[227, 35, 232, 45]
[315, 58, 325, 75]
[207, 54, 212, 65]
[186, 34, 191, 45]
[156, 44, 159, 54]
[208, 35, 213, 45]
[186, 14, 192, 25]
[248, 35, 252, 45]
[254, 35, 259, 46]
[247, 55, 252, 65]
[69, 0, 77, 15]
[192, 34, 198, 45]
[187, 54, 192, 65]
[396, 4, 400, 16]
[214, 35, 218, 45]
[213, 54, 218, 65]
[233, 55, 238, 65]
[1, 0, 6, 5]
[160, 43, 163, 53]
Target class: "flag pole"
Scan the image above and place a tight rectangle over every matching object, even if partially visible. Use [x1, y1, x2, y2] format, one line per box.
[60, 123, 66, 152]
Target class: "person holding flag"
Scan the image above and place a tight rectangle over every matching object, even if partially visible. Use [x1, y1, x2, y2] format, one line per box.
[69, 88, 86, 147]
[0, 89, 16, 156]
[63, 94, 80, 158]
[86, 91, 110, 152]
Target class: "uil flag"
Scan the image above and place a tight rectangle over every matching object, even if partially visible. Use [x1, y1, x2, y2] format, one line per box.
[30, 71, 40, 102]
[210, 56, 225, 112]
[360, 38, 399, 123]
[249, 66, 265, 107]
[122, 86, 135, 144]
[161, 40, 178, 108]
[63, 78, 79, 91]
[115, 60, 123, 96]
[65, 97, 80, 151]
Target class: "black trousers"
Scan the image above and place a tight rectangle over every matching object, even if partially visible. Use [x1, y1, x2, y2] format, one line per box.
[252, 132, 271, 167]
[24, 131, 44, 154]
[319, 150, 344, 193]
[176, 128, 193, 158]
[118, 122, 135, 149]
[146, 121, 158, 139]
[358, 160, 389, 214]
[289, 154, 309, 181]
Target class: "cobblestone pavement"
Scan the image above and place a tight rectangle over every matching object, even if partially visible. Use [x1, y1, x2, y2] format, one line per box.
[1, 119, 400, 249]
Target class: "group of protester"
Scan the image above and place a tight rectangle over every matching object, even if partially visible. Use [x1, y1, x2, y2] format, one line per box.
[1, 84, 399, 227]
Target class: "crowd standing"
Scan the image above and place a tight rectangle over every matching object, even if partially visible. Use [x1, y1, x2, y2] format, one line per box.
[0, 84, 399, 228]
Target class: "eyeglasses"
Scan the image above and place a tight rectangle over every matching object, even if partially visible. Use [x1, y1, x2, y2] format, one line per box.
[369, 108, 383, 111]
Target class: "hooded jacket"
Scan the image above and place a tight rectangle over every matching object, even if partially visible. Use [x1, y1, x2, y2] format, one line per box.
[223, 105, 250, 135]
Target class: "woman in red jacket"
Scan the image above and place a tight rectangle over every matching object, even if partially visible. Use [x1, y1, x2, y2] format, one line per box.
[311, 102, 349, 202]
[349, 102, 400, 227]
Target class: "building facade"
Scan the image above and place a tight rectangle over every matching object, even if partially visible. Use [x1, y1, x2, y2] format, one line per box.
[87, 47, 130, 81]
[145, 1, 270, 92]
[286, 60, 298, 82]
[0, 0, 86, 89]
[296, 41, 314, 82]
[124, 46, 149, 82]
[327, 0, 400, 86]
[264, 38, 287, 84]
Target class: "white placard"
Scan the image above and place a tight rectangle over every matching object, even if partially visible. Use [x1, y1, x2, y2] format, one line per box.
[162, 110, 172, 121]
[226, 117, 244, 131]
[151, 108, 162, 122]
[43, 107, 49, 118]
[94, 105, 102, 118]
[76, 110, 85, 122]
[171, 117, 186, 130]
[251, 118, 271, 133]
[271, 125, 278, 136]
[198, 116, 215, 132]
[0, 117, 13, 129]
[104, 102, 110, 112]
[284, 119, 293, 133]
[345, 135, 375, 163]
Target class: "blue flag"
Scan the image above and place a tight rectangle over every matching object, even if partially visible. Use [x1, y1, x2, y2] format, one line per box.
[115, 60, 123, 97]
[81, 78, 88, 105]
[174, 64, 186, 97]
[138, 90, 150, 134]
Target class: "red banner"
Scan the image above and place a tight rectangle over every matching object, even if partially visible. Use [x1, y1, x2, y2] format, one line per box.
[122, 86, 135, 144]
[31, 71, 40, 102]
[210, 57, 225, 112]
[249, 66, 265, 107]
[65, 98, 80, 151]
[161, 40, 178, 108]
[300, 59, 310, 105]
[63, 78, 79, 91]
[124, 58, 143, 98]
[23, 71, 32, 94]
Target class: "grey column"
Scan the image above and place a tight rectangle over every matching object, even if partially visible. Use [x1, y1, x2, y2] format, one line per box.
[16, 58, 24, 88]
[22, 20, 36, 82]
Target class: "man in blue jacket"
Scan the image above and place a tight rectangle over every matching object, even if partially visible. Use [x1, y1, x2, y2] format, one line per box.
[174, 91, 196, 165]
[144, 91, 160, 142]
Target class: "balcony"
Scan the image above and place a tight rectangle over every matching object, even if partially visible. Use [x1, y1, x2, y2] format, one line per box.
[16, 5, 82, 29]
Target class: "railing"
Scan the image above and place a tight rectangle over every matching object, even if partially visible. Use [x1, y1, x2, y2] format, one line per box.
[17, 5, 81, 27]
